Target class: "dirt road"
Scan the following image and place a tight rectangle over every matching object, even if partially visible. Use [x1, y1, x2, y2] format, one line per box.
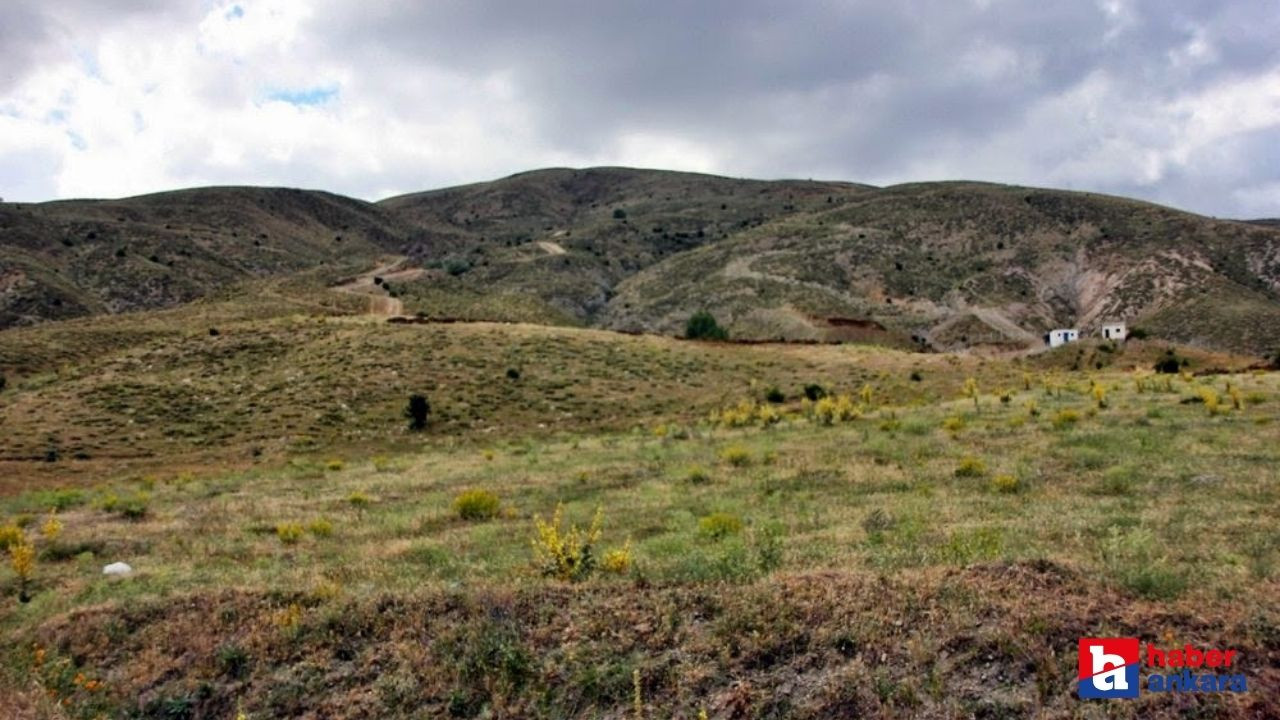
[332, 257, 424, 317]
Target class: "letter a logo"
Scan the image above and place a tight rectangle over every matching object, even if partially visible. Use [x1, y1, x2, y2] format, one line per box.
[1078, 638, 1140, 699]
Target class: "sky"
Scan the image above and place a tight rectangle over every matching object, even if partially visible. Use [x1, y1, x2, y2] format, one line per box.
[0, 1, 1277, 217]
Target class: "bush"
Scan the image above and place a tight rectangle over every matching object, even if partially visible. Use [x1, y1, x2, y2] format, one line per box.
[685, 466, 712, 484]
[602, 541, 632, 574]
[531, 505, 602, 581]
[719, 445, 752, 467]
[102, 492, 149, 520]
[698, 512, 743, 540]
[325, 459, 345, 471]
[1051, 409, 1081, 429]
[347, 491, 372, 508]
[954, 456, 987, 478]
[612, 208, 627, 219]
[0, 524, 23, 551]
[763, 386, 785, 404]
[506, 368, 520, 380]
[942, 416, 965, 433]
[685, 311, 728, 341]
[276, 522, 305, 544]
[803, 383, 827, 401]
[990, 474, 1021, 494]
[453, 489, 500, 521]
[812, 394, 859, 425]
[1154, 349, 1184, 374]
[405, 394, 431, 431]
[308, 518, 334, 537]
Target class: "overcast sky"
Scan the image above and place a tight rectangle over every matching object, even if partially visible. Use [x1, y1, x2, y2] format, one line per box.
[1, 1, 1277, 217]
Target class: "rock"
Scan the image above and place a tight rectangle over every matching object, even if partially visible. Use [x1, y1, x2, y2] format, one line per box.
[102, 562, 133, 576]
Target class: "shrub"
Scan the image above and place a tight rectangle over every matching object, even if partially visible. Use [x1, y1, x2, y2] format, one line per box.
[763, 386, 785, 404]
[719, 445, 752, 467]
[942, 416, 965, 434]
[685, 311, 728, 341]
[803, 383, 827, 401]
[601, 540, 633, 574]
[307, 518, 334, 537]
[347, 491, 372, 508]
[531, 505, 602, 581]
[39, 513, 62, 541]
[506, 368, 520, 380]
[954, 456, 987, 478]
[698, 512, 743, 540]
[0, 524, 24, 551]
[1051, 409, 1081, 429]
[325, 459, 345, 472]
[685, 466, 712, 484]
[276, 522, 305, 544]
[909, 370, 923, 382]
[1153, 350, 1183, 374]
[454, 489, 500, 521]
[372, 456, 393, 472]
[405, 394, 431, 431]
[0, 373, 5, 391]
[1096, 467, 1136, 496]
[102, 492, 149, 520]
[812, 394, 859, 425]
[990, 474, 1021, 494]
[612, 208, 627, 219]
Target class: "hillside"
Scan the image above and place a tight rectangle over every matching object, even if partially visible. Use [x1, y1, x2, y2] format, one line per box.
[0, 187, 405, 327]
[4, 168, 1280, 355]
[601, 182, 1280, 354]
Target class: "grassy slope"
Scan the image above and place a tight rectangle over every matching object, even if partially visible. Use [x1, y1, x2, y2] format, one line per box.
[1, 355, 1278, 717]
[0, 187, 405, 327]
[603, 182, 1280, 354]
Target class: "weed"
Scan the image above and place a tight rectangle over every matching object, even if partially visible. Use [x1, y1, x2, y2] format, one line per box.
[39, 512, 62, 541]
[698, 512, 743, 540]
[347, 491, 372, 509]
[719, 445, 752, 467]
[325, 459, 345, 471]
[954, 456, 987, 478]
[531, 505, 603, 581]
[454, 490, 501, 521]
[685, 466, 712, 484]
[1051, 409, 1080, 429]
[276, 522, 305, 545]
[812, 394, 859, 425]
[602, 540, 633, 574]
[942, 416, 965, 434]
[307, 518, 334, 537]
[0, 523, 23, 551]
[990, 474, 1021, 494]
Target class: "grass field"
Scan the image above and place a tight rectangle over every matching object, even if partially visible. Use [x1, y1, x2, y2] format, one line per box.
[1, 309, 1277, 717]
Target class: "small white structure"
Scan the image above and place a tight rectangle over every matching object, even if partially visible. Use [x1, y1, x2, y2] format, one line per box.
[1101, 322, 1127, 342]
[1046, 328, 1078, 348]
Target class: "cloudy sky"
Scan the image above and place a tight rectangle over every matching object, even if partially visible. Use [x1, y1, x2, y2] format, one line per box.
[1, 1, 1277, 217]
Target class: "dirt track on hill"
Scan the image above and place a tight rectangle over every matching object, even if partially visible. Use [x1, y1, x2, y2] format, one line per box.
[331, 257, 424, 317]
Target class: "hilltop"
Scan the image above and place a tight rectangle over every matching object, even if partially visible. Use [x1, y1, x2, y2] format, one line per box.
[3, 168, 1279, 355]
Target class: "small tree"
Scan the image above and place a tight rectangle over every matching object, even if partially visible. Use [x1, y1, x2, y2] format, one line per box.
[685, 311, 728, 341]
[405, 394, 430, 431]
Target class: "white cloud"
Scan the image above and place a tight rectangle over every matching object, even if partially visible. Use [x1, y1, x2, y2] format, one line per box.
[0, 0, 1276, 218]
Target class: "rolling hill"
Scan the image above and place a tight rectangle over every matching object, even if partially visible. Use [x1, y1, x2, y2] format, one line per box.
[3, 168, 1279, 355]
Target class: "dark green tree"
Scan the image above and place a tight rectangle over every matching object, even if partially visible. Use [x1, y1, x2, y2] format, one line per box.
[685, 311, 728, 341]
[405, 394, 431, 431]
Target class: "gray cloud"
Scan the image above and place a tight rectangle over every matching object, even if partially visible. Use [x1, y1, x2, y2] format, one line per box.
[0, 0, 1277, 217]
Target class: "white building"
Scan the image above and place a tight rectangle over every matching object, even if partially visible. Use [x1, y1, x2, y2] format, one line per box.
[1101, 322, 1127, 342]
[1046, 328, 1078, 348]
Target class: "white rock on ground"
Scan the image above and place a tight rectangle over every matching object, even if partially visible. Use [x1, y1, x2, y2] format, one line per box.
[102, 562, 133, 576]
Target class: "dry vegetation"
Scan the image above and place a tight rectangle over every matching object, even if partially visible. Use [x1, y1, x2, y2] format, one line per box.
[0, 287, 1277, 716]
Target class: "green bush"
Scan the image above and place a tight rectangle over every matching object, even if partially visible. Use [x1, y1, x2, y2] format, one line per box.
[453, 490, 500, 521]
[685, 311, 728, 341]
[405, 394, 431, 431]
[685, 466, 712, 484]
[803, 383, 827, 401]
